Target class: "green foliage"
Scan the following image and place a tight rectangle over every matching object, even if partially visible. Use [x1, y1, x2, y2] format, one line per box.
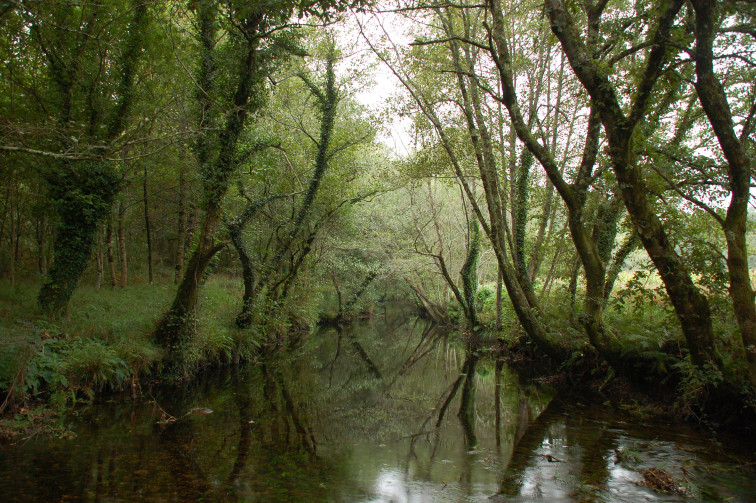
[673, 357, 724, 417]
[0, 278, 250, 408]
[612, 269, 671, 314]
[38, 162, 122, 315]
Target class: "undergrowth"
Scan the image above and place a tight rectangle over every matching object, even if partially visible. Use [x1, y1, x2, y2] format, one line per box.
[0, 276, 264, 435]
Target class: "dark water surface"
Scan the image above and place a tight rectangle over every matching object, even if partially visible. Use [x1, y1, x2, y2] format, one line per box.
[1, 314, 755, 502]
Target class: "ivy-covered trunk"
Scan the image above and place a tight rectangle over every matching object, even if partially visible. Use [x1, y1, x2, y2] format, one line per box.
[154, 5, 264, 359]
[154, 205, 225, 355]
[34, 0, 148, 314]
[460, 217, 480, 330]
[38, 163, 119, 315]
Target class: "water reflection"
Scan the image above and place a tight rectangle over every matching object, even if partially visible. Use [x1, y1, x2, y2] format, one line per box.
[1, 313, 754, 502]
[492, 399, 756, 502]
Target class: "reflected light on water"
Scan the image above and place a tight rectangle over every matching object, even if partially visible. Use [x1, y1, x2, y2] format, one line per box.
[372, 469, 410, 503]
[367, 469, 438, 503]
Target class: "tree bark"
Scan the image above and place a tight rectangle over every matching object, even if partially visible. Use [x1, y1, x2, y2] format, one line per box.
[175, 169, 187, 285]
[544, 0, 721, 370]
[118, 199, 127, 288]
[143, 163, 153, 284]
[8, 183, 16, 287]
[691, 0, 756, 388]
[495, 266, 503, 331]
[36, 213, 47, 276]
[95, 227, 103, 290]
[154, 206, 226, 355]
[106, 213, 116, 287]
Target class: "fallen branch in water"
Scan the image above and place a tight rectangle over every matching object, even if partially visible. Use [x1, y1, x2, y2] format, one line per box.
[150, 392, 213, 425]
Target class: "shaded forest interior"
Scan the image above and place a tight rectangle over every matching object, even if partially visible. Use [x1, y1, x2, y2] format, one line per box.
[2, 0, 756, 430]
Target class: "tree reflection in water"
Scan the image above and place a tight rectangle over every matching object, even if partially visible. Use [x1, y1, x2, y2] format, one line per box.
[5, 314, 749, 502]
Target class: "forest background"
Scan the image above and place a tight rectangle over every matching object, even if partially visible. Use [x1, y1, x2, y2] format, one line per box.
[1, 0, 755, 428]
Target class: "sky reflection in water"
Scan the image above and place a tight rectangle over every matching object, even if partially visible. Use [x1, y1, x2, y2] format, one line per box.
[1, 312, 755, 502]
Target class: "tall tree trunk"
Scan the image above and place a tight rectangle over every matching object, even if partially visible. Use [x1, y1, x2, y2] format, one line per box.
[118, 199, 127, 288]
[495, 266, 503, 331]
[143, 164, 153, 284]
[0, 186, 9, 269]
[692, 0, 756, 388]
[95, 227, 104, 290]
[544, 0, 721, 370]
[247, 51, 339, 306]
[36, 213, 47, 276]
[106, 213, 116, 287]
[8, 183, 16, 287]
[175, 169, 187, 285]
[36, 1, 148, 315]
[460, 216, 480, 329]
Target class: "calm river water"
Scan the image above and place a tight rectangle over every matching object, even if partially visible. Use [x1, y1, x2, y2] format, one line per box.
[1, 312, 755, 502]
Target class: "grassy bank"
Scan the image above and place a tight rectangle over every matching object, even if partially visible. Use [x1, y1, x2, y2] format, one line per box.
[0, 276, 255, 436]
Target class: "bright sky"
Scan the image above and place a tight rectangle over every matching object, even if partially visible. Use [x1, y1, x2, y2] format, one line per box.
[335, 9, 415, 158]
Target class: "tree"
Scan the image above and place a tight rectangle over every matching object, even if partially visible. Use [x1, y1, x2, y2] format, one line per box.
[1, 0, 151, 315]
[690, 0, 756, 389]
[155, 1, 368, 369]
[543, 0, 723, 373]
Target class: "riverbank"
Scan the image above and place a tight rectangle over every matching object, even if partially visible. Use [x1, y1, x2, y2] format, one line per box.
[2, 276, 755, 445]
[2, 316, 755, 502]
[0, 277, 251, 433]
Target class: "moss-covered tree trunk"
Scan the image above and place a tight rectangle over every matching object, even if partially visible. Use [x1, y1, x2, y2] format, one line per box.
[155, 6, 264, 356]
[36, 0, 148, 315]
[545, 0, 721, 370]
[460, 217, 480, 330]
[692, 0, 756, 389]
[155, 206, 226, 355]
[38, 164, 121, 314]
[240, 50, 339, 316]
[229, 194, 291, 328]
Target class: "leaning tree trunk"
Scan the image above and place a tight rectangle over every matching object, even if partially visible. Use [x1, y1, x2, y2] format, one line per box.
[544, 0, 721, 371]
[692, 0, 756, 389]
[154, 206, 225, 354]
[487, 4, 625, 368]
[155, 4, 263, 359]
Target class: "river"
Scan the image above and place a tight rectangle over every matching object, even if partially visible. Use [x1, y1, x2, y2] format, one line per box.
[1, 311, 755, 502]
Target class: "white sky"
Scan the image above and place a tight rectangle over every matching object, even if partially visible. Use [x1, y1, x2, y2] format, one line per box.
[335, 10, 415, 158]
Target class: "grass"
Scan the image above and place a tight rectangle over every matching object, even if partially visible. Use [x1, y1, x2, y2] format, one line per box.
[0, 275, 258, 425]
